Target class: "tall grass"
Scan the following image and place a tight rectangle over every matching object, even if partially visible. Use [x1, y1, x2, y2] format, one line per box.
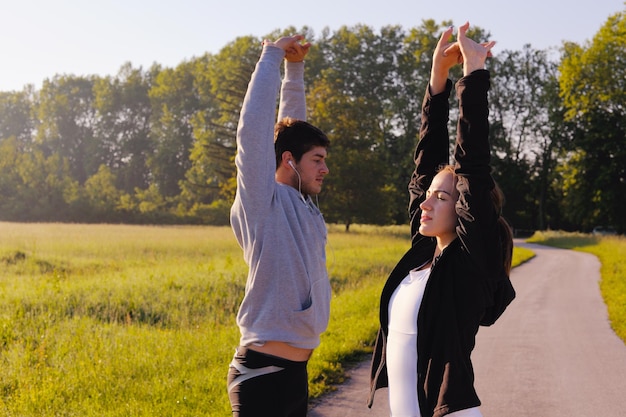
[0, 223, 244, 416]
[0, 222, 534, 416]
[528, 231, 626, 344]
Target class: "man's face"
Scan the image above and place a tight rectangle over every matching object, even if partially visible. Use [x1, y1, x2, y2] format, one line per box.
[295, 146, 329, 196]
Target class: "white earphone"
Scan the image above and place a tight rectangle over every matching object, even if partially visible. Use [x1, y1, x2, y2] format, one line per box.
[287, 160, 310, 208]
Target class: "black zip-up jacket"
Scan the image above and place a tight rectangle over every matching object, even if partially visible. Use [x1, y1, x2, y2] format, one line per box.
[368, 70, 516, 417]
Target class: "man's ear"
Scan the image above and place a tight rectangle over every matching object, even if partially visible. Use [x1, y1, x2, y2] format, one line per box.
[281, 151, 294, 168]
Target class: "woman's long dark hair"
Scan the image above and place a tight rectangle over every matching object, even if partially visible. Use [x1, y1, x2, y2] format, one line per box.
[492, 182, 513, 275]
[440, 165, 513, 275]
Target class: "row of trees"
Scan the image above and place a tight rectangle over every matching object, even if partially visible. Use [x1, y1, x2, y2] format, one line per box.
[0, 10, 624, 233]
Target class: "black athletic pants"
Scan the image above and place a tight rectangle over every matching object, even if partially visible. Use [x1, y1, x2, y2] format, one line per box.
[227, 346, 309, 416]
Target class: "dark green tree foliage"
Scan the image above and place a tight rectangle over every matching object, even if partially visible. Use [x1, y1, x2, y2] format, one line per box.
[0, 137, 77, 221]
[93, 62, 156, 193]
[36, 75, 99, 184]
[180, 37, 258, 208]
[558, 9, 626, 233]
[0, 89, 35, 146]
[309, 25, 401, 228]
[149, 60, 200, 198]
[488, 46, 562, 232]
[311, 21, 478, 229]
[0, 8, 623, 232]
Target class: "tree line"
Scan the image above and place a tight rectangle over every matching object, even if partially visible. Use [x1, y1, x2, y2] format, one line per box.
[0, 12, 624, 233]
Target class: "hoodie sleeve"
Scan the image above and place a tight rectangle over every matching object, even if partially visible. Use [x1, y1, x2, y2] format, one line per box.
[233, 45, 284, 219]
[278, 60, 306, 121]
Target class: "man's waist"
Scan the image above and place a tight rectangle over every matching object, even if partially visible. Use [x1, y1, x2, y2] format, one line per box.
[247, 341, 313, 362]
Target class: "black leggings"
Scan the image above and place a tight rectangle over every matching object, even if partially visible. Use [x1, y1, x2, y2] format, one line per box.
[227, 346, 309, 417]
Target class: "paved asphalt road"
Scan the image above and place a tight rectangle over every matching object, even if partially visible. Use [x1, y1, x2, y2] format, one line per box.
[309, 241, 626, 417]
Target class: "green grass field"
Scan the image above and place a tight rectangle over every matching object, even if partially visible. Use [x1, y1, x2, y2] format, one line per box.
[2, 222, 615, 416]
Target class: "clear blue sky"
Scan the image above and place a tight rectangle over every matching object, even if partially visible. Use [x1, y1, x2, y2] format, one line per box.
[0, 0, 623, 92]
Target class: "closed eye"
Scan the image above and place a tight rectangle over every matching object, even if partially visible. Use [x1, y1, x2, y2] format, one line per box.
[426, 189, 452, 200]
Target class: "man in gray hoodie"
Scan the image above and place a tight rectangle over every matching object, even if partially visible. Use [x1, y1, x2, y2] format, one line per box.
[227, 35, 331, 417]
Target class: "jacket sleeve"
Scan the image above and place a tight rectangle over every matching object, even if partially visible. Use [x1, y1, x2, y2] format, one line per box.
[408, 80, 453, 245]
[454, 70, 497, 266]
[453, 70, 513, 322]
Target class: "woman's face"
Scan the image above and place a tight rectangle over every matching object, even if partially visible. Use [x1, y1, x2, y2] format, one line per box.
[419, 170, 458, 245]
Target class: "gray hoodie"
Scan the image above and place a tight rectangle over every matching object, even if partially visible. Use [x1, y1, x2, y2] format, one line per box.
[230, 45, 331, 350]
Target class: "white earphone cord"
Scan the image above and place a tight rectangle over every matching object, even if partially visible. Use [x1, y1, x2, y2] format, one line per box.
[290, 161, 331, 268]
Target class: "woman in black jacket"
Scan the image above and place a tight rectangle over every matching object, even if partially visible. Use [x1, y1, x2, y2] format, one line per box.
[368, 22, 516, 417]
